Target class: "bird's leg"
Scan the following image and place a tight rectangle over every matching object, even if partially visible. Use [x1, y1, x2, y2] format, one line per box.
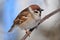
[25, 29, 30, 37]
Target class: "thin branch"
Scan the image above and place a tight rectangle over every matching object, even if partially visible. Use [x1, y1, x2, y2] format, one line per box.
[21, 8, 60, 40]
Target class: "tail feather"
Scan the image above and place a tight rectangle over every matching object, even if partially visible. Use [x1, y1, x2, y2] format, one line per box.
[8, 24, 15, 32]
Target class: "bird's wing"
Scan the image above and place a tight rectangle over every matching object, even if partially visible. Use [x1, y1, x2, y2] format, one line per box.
[8, 8, 32, 32]
[14, 8, 32, 25]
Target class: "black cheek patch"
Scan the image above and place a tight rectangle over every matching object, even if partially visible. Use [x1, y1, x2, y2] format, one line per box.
[34, 11, 38, 13]
[39, 13, 41, 16]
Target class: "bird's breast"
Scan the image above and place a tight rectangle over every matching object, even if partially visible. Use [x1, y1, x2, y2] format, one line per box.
[19, 18, 37, 29]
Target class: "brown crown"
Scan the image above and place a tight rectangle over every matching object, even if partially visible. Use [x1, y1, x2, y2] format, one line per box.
[29, 4, 40, 10]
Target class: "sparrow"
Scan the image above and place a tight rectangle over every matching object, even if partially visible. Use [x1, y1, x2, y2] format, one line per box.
[8, 4, 44, 34]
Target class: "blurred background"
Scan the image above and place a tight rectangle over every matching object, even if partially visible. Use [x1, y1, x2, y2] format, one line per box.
[0, 0, 60, 40]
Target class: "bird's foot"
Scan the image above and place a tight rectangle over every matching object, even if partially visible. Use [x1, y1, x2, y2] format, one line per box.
[25, 29, 31, 37]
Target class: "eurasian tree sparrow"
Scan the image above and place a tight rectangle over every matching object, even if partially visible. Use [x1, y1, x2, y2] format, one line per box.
[8, 4, 43, 33]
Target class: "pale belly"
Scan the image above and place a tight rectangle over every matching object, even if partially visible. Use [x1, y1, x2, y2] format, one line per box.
[19, 19, 38, 29]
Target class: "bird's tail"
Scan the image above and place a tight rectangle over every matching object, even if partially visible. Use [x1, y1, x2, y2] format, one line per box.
[8, 24, 15, 32]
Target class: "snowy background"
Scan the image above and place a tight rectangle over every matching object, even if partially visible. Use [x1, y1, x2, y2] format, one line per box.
[0, 0, 60, 40]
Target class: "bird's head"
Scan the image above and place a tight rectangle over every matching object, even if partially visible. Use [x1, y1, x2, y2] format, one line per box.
[28, 4, 44, 20]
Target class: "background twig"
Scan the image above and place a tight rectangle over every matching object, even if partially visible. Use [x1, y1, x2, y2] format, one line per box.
[21, 8, 60, 40]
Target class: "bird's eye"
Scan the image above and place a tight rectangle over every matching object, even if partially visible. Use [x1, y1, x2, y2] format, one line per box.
[34, 11, 38, 13]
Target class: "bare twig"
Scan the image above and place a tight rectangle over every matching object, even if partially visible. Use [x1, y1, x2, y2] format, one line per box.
[21, 8, 60, 40]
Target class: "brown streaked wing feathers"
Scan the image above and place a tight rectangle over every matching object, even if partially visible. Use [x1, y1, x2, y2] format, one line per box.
[14, 8, 30, 25]
[8, 8, 30, 32]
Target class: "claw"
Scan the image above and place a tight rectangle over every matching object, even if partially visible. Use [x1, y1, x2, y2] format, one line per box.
[25, 29, 30, 37]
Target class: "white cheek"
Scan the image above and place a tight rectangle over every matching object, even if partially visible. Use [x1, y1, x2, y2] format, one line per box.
[35, 11, 40, 15]
[29, 7, 34, 14]
[35, 15, 41, 20]
[35, 11, 40, 17]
